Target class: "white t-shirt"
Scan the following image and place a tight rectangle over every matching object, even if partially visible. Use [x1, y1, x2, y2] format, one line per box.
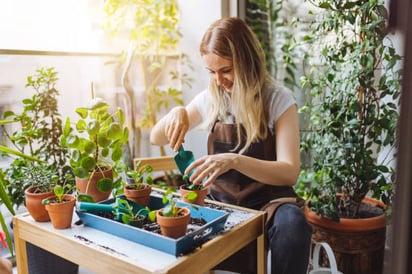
[191, 82, 296, 134]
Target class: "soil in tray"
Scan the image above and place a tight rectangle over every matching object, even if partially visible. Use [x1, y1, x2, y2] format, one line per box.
[95, 212, 207, 235]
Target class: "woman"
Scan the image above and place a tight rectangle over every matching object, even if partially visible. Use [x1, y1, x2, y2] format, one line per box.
[150, 17, 312, 274]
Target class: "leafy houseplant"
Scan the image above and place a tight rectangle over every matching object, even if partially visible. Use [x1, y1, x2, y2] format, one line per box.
[156, 188, 190, 239]
[295, 1, 402, 273]
[298, 0, 401, 221]
[123, 161, 153, 206]
[2, 67, 73, 210]
[0, 67, 78, 271]
[61, 97, 128, 202]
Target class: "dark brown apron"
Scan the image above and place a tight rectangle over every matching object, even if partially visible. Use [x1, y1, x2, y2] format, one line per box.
[208, 121, 304, 273]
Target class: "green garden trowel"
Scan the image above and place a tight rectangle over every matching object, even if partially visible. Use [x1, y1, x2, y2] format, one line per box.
[174, 145, 195, 178]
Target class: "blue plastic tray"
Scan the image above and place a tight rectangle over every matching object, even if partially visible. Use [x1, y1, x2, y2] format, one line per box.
[76, 194, 229, 256]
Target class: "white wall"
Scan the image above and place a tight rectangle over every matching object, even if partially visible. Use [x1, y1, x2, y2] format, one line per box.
[0, 1, 224, 161]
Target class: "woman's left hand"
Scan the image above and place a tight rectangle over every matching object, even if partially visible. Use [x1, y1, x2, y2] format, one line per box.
[184, 153, 237, 187]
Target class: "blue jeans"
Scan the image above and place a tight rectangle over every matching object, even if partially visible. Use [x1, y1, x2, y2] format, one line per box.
[268, 203, 312, 274]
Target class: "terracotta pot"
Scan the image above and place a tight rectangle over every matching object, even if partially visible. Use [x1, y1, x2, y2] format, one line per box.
[44, 194, 76, 229]
[24, 186, 53, 222]
[304, 196, 387, 274]
[156, 207, 190, 239]
[179, 184, 208, 206]
[124, 184, 152, 206]
[75, 166, 113, 202]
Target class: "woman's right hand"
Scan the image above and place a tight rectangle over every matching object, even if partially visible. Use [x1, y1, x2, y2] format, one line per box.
[164, 106, 189, 151]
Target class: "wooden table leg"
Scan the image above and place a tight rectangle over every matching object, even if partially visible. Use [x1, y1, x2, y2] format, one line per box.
[12, 216, 28, 274]
[257, 234, 267, 274]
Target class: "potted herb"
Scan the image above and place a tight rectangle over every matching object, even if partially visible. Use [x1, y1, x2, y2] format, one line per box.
[123, 161, 153, 206]
[179, 174, 207, 206]
[22, 163, 58, 222]
[156, 188, 190, 239]
[296, 1, 402, 273]
[113, 198, 156, 228]
[61, 97, 128, 202]
[42, 184, 76, 229]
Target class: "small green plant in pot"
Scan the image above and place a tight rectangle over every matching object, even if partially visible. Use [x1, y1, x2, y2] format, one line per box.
[42, 184, 76, 229]
[22, 163, 60, 222]
[123, 161, 154, 206]
[179, 174, 207, 206]
[113, 198, 156, 227]
[156, 188, 190, 239]
[61, 98, 128, 202]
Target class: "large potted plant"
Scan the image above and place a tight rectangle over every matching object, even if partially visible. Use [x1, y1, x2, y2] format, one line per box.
[61, 97, 128, 202]
[2, 67, 74, 211]
[296, 1, 402, 273]
[0, 67, 78, 274]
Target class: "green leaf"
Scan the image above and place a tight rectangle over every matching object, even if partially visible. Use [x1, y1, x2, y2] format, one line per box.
[76, 119, 87, 132]
[111, 147, 123, 162]
[97, 177, 113, 192]
[87, 120, 100, 136]
[74, 167, 89, 178]
[76, 108, 88, 119]
[77, 194, 95, 203]
[107, 123, 122, 140]
[185, 191, 198, 201]
[81, 156, 96, 171]
[83, 140, 96, 154]
[97, 133, 111, 147]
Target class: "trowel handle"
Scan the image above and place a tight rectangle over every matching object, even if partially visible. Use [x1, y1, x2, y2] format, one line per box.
[76, 202, 114, 213]
[178, 145, 185, 155]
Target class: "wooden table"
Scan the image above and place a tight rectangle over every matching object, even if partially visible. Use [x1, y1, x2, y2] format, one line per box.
[13, 199, 266, 274]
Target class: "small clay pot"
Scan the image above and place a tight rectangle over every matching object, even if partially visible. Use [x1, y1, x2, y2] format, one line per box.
[124, 184, 152, 206]
[44, 194, 76, 229]
[25, 186, 53, 222]
[179, 184, 208, 206]
[156, 207, 190, 239]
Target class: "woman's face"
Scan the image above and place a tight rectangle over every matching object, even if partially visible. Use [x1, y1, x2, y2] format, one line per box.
[203, 53, 234, 92]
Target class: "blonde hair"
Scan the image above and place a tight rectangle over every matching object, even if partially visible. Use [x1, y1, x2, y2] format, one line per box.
[200, 17, 271, 153]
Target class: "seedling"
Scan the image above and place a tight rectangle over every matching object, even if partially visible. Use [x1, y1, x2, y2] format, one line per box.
[182, 174, 204, 202]
[114, 198, 156, 225]
[161, 188, 186, 217]
[125, 161, 153, 190]
[42, 184, 74, 205]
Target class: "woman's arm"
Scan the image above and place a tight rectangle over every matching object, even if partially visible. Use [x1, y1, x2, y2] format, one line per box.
[186, 104, 300, 187]
[150, 102, 203, 152]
